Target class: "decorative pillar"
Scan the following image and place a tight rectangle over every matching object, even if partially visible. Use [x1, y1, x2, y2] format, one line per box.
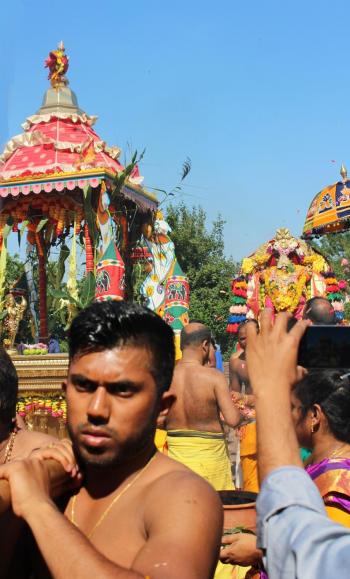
[84, 222, 94, 274]
[35, 232, 48, 341]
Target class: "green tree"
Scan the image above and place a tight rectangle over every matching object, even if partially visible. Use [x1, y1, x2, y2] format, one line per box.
[312, 231, 350, 280]
[311, 231, 350, 322]
[165, 203, 238, 356]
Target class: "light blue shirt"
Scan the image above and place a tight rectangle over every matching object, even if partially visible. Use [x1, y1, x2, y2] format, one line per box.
[257, 466, 350, 578]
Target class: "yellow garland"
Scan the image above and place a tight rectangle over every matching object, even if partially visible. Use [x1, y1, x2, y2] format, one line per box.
[263, 267, 309, 312]
[303, 254, 327, 274]
[242, 258, 255, 275]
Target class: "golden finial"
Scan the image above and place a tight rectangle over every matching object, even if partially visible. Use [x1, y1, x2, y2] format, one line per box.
[340, 164, 348, 182]
[44, 42, 69, 88]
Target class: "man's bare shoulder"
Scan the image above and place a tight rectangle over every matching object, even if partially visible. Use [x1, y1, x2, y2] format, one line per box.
[14, 429, 57, 458]
[146, 453, 222, 515]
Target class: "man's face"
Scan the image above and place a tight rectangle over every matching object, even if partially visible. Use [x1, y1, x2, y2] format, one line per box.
[238, 326, 248, 350]
[238, 322, 258, 350]
[64, 345, 159, 468]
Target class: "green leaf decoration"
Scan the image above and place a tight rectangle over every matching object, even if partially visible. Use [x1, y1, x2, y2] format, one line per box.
[83, 184, 91, 199]
[2, 224, 12, 240]
[48, 288, 70, 300]
[36, 218, 48, 233]
[20, 220, 30, 239]
[80, 271, 96, 307]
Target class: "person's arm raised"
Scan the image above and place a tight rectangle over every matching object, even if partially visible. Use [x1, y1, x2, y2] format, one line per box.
[214, 372, 241, 427]
[245, 310, 309, 483]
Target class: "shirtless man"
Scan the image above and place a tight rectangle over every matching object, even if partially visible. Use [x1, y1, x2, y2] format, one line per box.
[0, 346, 57, 462]
[229, 319, 259, 396]
[0, 346, 60, 578]
[166, 322, 240, 491]
[0, 302, 223, 579]
[229, 320, 259, 492]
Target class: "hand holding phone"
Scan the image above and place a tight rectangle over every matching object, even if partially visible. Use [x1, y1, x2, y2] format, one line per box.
[297, 325, 350, 368]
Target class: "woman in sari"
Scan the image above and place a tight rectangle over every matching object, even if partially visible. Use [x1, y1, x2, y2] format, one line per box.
[220, 368, 350, 574]
[292, 368, 350, 526]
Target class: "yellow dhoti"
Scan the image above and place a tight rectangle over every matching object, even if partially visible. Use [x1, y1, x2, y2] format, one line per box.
[166, 430, 234, 490]
[167, 430, 235, 579]
[240, 422, 259, 493]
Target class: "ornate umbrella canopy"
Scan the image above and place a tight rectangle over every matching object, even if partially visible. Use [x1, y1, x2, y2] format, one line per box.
[303, 165, 350, 238]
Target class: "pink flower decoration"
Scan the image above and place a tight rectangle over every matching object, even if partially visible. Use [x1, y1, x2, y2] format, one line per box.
[338, 280, 347, 290]
[341, 258, 349, 267]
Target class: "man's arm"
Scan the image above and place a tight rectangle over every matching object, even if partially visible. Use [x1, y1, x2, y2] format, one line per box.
[245, 311, 350, 578]
[0, 460, 222, 579]
[245, 311, 305, 481]
[228, 356, 241, 392]
[214, 373, 241, 427]
[132, 471, 223, 579]
[257, 467, 350, 579]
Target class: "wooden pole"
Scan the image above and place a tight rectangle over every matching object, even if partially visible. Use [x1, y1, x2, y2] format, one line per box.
[35, 232, 48, 342]
[84, 222, 94, 274]
[0, 460, 69, 516]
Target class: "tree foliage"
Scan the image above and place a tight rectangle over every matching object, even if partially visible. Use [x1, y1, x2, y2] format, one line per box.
[165, 203, 238, 356]
[312, 231, 350, 322]
[312, 231, 350, 280]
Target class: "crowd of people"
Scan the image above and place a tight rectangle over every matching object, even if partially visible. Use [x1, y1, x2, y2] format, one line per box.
[0, 296, 349, 578]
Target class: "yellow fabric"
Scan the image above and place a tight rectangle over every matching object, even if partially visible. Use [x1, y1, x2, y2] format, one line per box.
[167, 430, 235, 579]
[240, 422, 259, 493]
[174, 332, 182, 361]
[154, 429, 167, 452]
[326, 505, 350, 528]
[166, 430, 234, 491]
[214, 561, 248, 578]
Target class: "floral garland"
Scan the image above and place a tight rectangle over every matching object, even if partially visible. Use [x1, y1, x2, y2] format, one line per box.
[227, 275, 248, 333]
[322, 271, 347, 323]
[17, 394, 67, 423]
[262, 266, 309, 313]
[21, 343, 48, 355]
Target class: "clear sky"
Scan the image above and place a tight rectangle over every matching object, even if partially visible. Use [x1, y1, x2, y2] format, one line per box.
[2, 0, 350, 261]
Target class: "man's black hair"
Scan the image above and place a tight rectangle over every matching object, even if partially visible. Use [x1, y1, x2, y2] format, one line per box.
[180, 324, 211, 351]
[0, 347, 18, 429]
[303, 297, 336, 325]
[68, 301, 175, 395]
[237, 319, 259, 334]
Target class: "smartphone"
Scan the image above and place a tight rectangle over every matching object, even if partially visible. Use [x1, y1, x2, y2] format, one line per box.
[298, 325, 350, 368]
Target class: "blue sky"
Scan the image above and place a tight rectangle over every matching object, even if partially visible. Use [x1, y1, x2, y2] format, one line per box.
[2, 0, 350, 261]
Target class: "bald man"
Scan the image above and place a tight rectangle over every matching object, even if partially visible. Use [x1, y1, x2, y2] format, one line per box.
[303, 297, 336, 325]
[165, 323, 240, 491]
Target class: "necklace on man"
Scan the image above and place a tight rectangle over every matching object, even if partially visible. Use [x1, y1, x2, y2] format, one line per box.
[70, 452, 157, 539]
[0, 429, 17, 464]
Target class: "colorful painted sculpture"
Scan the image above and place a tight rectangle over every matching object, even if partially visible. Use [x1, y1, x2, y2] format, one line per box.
[140, 213, 189, 357]
[227, 228, 346, 333]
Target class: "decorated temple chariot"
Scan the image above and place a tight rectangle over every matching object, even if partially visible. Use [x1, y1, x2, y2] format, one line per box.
[227, 227, 347, 334]
[0, 43, 189, 429]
